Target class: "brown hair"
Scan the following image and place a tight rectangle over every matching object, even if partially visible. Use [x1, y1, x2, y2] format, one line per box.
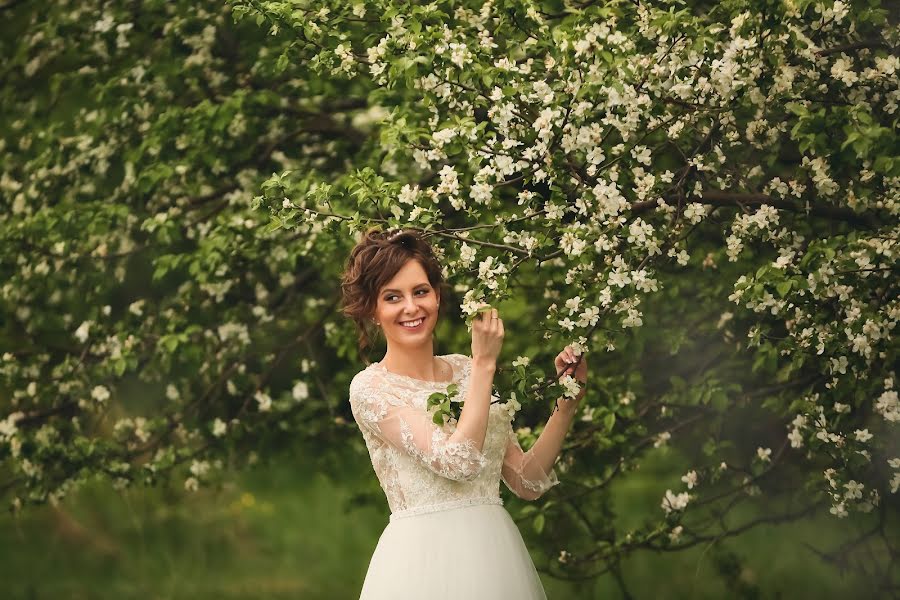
[340, 226, 449, 364]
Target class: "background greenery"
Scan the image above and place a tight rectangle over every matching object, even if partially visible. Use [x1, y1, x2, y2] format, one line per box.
[2, 0, 898, 597]
[1, 440, 881, 599]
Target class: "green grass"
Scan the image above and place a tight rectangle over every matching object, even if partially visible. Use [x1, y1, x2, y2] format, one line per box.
[0, 443, 887, 599]
[1, 452, 387, 599]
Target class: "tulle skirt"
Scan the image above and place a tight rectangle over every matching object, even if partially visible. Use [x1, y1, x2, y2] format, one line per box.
[359, 500, 548, 600]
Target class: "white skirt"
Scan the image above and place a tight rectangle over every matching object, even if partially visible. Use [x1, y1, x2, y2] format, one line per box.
[359, 500, 548, 600]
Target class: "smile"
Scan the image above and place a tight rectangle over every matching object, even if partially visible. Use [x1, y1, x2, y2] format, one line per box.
[399, 317, 425, 329]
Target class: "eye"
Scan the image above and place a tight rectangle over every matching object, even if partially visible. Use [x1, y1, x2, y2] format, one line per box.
[385, 289, 429, 301]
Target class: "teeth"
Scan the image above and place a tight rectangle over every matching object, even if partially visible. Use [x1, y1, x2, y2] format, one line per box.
[401, 318, 424, 327]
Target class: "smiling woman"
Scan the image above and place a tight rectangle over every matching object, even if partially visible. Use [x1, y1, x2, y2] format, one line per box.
[370, 260, 443, 374]
[339, 227, 561, 600]
[339, 227, 451, 369]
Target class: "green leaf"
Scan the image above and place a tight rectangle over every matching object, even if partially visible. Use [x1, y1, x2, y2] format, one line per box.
[533, 513, 545, 534]
[264, 218, 284, 233]
[161, 335, 179, 353]
[112, 359, 127, 377]
[711, 391, 729, 410]
[603, 412, 616, 432]
[669, 375, 686, 390]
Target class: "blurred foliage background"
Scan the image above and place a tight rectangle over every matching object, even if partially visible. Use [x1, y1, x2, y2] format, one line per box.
[2, 0, 898, 597]
[1, 436, 883, 599]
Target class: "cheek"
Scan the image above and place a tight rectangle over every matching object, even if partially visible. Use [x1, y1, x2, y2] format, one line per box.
[373, 302, 387, 319]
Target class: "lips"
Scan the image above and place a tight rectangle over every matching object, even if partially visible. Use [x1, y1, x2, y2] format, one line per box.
[398, 317, 426, 329]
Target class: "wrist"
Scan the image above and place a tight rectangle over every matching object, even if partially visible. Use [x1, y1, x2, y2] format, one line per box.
[471, 357, 497, 372]
[556, 393, 583, 415]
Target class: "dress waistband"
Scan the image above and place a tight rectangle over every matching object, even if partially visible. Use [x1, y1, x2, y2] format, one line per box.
[389, 496, 504, 522]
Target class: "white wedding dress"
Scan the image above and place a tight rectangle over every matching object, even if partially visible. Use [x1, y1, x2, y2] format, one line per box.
[348, 353, 560, 600]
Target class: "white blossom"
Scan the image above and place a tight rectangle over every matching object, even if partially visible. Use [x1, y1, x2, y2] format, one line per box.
[459, 243, 476, 267]
[559, 374, 582, 399]
[830, 501, 848, 518]
[661, 489, 691, 514]
[668, 525, 684, 542]
[255, 390, 272, 412]
[398, 184, 419, 205]
[843, 480, 864, 500]
[683, 203, 708, 224]
[190, 460, 210, 478]
[431, 128, 457, 147]
[74, 320, 92, 343]
[91, 385, 110, 403]
[292, 381, 309, 402]
[854, 429, 873, 443]
[502, 393, 522, 418]
[436, 164, 460, 197]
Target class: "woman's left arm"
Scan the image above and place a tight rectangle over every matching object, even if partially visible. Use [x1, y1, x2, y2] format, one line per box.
[527, 394, 583, 475]
[501, 347, 586, 499]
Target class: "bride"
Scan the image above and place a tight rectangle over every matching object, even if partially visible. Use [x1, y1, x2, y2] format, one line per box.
[341, 227, 588, 599]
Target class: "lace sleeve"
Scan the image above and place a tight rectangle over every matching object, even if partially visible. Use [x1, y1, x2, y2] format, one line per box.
[501, 423, 560, 500]
[349, 373, 489, 482]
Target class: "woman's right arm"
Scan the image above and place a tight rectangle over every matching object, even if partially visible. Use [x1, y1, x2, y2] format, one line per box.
[450, 305, 504, 453]
[447, 357, 496, 453]
[348, 306, 504, 482]
[349, 382, 491, 482]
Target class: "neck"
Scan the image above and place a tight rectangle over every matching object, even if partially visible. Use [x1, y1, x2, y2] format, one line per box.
[380, 338, 441, 381]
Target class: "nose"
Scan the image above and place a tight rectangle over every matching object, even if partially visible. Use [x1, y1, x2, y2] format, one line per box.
[403, 296, 419, 313]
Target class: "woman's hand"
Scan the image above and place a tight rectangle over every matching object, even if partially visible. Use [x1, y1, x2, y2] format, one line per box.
[554, 345, 587, 400]
[471, 304, 504, 367]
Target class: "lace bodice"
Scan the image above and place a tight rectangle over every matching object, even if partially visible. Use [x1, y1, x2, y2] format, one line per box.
[349, 353, 559, 520]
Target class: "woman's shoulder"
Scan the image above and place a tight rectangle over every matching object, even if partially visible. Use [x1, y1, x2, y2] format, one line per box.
[443, 353, 473, 382]
[445, 352, 471, 363]
[349, 363, 381, 395]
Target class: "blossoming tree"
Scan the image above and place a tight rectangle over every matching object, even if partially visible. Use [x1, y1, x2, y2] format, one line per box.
[1, 0, 897, 592]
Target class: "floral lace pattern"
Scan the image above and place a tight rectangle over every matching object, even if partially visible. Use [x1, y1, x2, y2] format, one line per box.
[349, 353, 559, 517]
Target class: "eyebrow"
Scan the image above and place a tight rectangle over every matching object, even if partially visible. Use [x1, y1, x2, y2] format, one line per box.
[382, 283, 431, 294]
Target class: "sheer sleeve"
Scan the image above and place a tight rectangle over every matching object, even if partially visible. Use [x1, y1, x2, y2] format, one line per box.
[349, 373, 489, 482]
[501, 423, 560, 500]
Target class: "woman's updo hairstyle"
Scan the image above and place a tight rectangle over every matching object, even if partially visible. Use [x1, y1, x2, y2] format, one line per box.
[340, 226, 449, 364]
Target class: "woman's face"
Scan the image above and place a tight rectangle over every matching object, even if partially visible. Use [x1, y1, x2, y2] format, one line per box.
[372, 259, 440, 347]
